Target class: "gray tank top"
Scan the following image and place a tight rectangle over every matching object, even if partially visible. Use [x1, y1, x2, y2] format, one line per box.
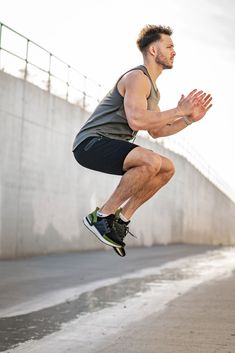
[72, 65, 160, 151]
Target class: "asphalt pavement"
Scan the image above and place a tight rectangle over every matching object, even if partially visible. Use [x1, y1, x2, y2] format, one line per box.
[0, 244, 235, 353]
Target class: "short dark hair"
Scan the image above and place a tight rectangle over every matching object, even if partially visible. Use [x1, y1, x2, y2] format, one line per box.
[136, 25, 173, 54]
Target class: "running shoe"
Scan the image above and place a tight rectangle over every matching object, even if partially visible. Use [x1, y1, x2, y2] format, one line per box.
[83, 208, 125, 248]
[112, 210, 136, 257]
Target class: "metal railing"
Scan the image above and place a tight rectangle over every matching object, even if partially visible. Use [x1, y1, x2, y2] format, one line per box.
[159, 136, 235, 202]
[137, 131, 235, 202]
[0, 21, 104, 111]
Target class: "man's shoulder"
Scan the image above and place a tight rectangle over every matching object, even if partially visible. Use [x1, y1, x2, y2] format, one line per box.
[124, 66, 147, 78]
[122, 67, 150, 85]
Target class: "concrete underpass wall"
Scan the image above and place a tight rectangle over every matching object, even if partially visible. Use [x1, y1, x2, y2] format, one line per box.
[0, 71, 235, 258]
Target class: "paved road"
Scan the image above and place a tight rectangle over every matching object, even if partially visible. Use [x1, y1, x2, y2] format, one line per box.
[0, 244, 235, 353]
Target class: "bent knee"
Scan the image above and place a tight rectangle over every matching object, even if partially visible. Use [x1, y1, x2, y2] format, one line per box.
[138, 164, 159, 178]
[144, 152, 162, 175]
[159, 159, 175, 183]
[123, 147, 162, 175]
[161, 157, 175, 175]
[167, 160, 175, 177]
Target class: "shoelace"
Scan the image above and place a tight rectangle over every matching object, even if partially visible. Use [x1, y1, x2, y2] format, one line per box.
[96, 216, 113, 234]
[114, 222, 137, 241]
[97, 216, 128, 240]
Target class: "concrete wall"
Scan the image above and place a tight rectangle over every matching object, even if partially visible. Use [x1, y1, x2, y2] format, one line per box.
[0, 71, 235, 258]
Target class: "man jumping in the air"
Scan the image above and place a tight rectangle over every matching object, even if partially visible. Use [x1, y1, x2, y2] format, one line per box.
[72, 25, 213, 257]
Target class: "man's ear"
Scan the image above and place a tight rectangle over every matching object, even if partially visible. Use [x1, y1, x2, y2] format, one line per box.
[148, 42, 158, 57]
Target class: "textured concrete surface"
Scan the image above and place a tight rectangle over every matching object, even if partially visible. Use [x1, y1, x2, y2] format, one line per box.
[97, 270, 235, 353]
[0, 244, 212, 313]
[1, 70, 235, 258]
[1, 245, 235, 353]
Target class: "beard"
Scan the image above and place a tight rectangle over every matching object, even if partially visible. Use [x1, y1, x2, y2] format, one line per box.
[155, 51, 173, 69]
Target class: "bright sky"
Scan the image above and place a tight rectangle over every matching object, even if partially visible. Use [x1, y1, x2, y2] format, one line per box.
[1, 0, 235, 196]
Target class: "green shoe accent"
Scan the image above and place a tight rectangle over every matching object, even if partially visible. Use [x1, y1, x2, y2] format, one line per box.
[114, 207, 122, 220]
[88, 207, 100, 224]
[113, 246, 126, 257]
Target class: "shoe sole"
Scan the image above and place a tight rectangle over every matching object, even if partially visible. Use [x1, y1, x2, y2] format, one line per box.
[83, 216, 122, 248]
[113, 246, 126, 257]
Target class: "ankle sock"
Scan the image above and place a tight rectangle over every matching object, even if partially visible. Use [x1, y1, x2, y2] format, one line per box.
[97, 211, 109, 218]
[119, 213, 130, 223]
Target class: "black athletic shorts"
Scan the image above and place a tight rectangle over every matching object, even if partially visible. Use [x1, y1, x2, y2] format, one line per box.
[73, 136, 139, 175]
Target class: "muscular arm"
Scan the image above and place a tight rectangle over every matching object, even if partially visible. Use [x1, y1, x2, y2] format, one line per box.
[123, 71, 198, 132]
[148, 117, 192, 138]
[148, 92, 213, 138]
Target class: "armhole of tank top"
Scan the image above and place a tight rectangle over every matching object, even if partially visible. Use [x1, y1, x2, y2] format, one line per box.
[114, 75, 125, 98]
[141, 69, 159, 98]
[139, 70, 154, 100]
[114, 66, 152, 99]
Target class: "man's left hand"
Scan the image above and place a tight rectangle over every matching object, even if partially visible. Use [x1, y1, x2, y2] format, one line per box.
[189, 93, 213, 122]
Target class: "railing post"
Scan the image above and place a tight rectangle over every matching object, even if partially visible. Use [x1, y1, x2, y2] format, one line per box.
[66, 64, 70, 101]
[83, 75, 87, 109]
[24, 39, 29, 80]
[47, 53, 52, 92]
[0, 23, 2, 69]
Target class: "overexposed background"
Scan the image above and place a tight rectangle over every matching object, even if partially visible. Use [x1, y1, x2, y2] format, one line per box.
[1, 0, 234, 196]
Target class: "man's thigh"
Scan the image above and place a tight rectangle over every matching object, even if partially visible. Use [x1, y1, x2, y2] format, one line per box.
[123, 146, 162, 172]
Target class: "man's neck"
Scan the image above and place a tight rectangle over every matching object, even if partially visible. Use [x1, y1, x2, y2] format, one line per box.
[143, 59, 163, 82]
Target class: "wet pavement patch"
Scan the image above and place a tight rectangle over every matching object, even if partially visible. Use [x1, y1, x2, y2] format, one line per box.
[0, 267, 192, 352]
